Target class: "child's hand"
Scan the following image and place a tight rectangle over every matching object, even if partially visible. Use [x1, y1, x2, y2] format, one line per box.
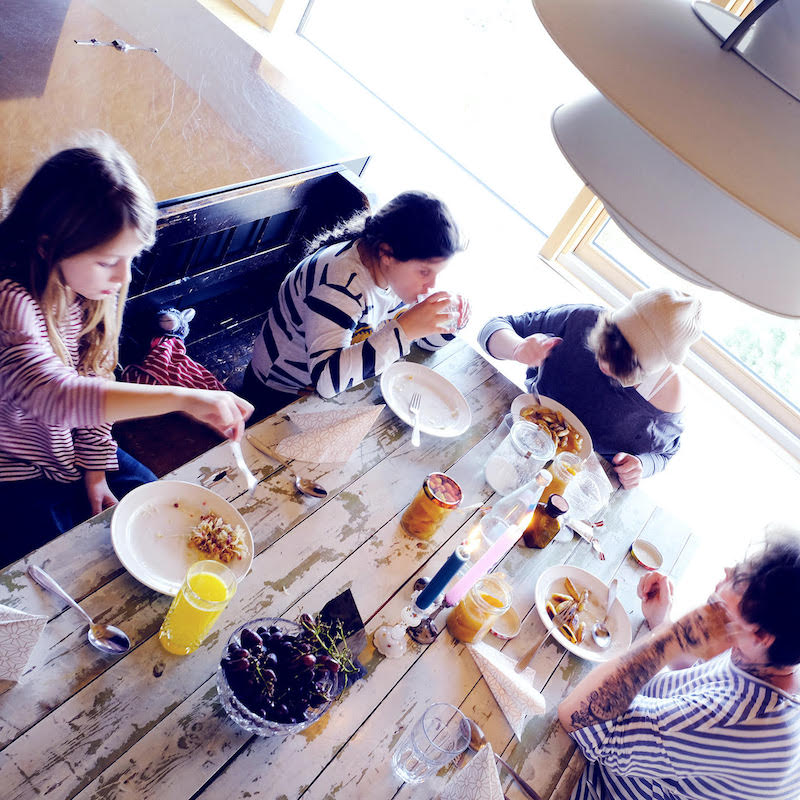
[84, 470, 118, 516]
[182, 390, 254, 441]
[397, 292, 454, 340]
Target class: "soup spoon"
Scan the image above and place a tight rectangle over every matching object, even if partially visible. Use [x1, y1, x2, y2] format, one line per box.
[245, 435, 328, 498]
[28, 565, 131, 655]
[591, 578, 618, 649]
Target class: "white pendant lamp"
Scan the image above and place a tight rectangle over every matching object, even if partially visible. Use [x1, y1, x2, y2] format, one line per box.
[533, 0, 800, 317]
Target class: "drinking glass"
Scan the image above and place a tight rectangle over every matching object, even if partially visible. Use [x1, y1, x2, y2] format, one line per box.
[391, 702, 470, 784]
[487, 412, 514, 450]
[563, 470, 606, 521]
[159, 560, 237, 655]
[484, 420, 555, 495]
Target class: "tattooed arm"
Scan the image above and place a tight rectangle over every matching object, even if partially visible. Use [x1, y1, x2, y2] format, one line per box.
[558, 602, 731, 732]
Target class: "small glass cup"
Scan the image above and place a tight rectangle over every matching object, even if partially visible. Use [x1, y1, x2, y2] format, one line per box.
[391, 702, 470, 784]
[443, 293, 469, 333]
[487, 412, 514, 450]
[159, 560, 237, 655]
[400, 473, 462, 540]
[562, 470, 606, 521]
[446, 574, 513, 643]
[484, 420, 556, 495]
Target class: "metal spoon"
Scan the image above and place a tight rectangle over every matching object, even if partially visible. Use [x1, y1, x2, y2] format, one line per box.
[591, 578, 618, 649]
[465, 718, 543, 800]
[245, 435, 328, 498]
[27, 565, 131, 655]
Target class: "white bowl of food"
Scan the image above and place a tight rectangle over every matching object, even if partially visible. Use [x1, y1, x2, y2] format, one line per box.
[510, 393, 593, 461]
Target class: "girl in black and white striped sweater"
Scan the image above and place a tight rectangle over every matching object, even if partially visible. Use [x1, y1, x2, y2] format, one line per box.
[244, 192, 467, 415]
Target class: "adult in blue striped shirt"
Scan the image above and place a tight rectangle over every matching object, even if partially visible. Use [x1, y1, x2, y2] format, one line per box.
[560, 529, 800, 800]
[244, 192, 466, 416]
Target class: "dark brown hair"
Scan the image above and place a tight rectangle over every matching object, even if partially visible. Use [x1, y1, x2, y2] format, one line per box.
[586, 312, 643, 387]
[307, 190, 463, 261]
[738, 529, 800, 667]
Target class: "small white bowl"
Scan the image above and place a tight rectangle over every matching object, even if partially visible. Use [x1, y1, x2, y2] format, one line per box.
[630, 539, 664, 571]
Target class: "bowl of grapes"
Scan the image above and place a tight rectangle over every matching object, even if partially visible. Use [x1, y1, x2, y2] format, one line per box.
[217, 615, 356, 737]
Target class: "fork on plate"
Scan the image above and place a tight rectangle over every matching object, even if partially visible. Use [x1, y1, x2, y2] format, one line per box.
[230, 440, 258, 496]
[409, 392, 422, 447]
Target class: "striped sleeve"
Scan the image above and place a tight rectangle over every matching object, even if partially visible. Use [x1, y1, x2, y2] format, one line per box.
[0, 284, 109, 428]
[571, 664, 800, 800]
[73, 423, 118, 471]
[305, 274, 412, 399]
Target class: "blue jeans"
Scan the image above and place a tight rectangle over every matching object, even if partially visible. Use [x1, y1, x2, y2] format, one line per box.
[0, 448, 156, 568]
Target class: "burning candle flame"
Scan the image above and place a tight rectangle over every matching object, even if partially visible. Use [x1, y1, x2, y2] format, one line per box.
[461, 524, 483, 555]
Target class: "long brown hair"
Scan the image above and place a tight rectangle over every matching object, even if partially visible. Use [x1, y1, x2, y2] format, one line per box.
[0, 134, 156, 377]
[586, 311, 644, 387]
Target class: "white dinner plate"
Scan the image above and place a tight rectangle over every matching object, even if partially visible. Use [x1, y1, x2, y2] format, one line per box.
[111, 481, 254, 596]
[511, 393, 593, 460]
[380, 362, 471, 438]
[534, 565, 631, 662]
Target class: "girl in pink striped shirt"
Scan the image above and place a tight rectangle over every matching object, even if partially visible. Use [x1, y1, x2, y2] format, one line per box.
[0, 136, 253, 564]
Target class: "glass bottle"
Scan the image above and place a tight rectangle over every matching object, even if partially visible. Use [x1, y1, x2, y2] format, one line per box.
[480, 469, 552, 547]
[446, 574, 513, 643]
[540, 452, 582, 504]
[522, 495, 569, 549]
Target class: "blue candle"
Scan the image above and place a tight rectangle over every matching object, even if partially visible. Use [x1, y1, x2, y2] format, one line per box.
[415, 546, 470, 610]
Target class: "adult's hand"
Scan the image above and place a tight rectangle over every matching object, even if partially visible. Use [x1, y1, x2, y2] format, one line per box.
[638, 571, 674, 630]
[182, 390, 253, 441]
[84, 470, 118, 516]
[397, 291, 454, 340]
[613, 452, 643, 489]
[511, 333, 562, 367]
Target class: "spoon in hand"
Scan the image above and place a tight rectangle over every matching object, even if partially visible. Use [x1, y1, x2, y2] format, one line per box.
[27, 565, 131, 655]
[245, 435, 328, 498]
[591, 578, 618, 649]
[465, 718, 543, 800]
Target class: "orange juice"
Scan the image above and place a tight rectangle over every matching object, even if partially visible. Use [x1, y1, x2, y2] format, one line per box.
[159, 561, 236, 655]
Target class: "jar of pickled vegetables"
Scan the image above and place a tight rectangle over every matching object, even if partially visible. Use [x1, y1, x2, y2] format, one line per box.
[400, 473, 462, 540]
[540, 452, 582, 504]
[446, 574, 513, 643]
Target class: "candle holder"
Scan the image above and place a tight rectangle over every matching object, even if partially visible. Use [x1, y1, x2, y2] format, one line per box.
[406, 599, 451, 644]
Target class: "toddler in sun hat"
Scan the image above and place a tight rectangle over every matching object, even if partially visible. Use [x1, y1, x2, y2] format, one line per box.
[611, 287, 703, 375]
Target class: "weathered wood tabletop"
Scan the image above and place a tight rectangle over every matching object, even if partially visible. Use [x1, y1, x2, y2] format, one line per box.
[0, 340, 696, 800]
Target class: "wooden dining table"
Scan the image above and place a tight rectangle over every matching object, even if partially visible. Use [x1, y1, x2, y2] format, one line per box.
[0, 339, 698, 800]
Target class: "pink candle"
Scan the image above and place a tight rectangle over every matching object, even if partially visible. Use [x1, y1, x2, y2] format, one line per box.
[444, 521, 522, 606]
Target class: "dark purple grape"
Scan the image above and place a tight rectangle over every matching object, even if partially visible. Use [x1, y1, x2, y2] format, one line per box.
[227, 657, 250, 672]
[299, 613, 315, 630]
[309, 692, 328, 706]
[263, 668, 277, 682]
[298, 654, 316, 669]
[268, 631, 284, 644]
[256, 626, 268, 635]
[264, 652, 278, 668]
[296, 641, 312, 654]
[318, 656, 341, 673]
[268, 625, 280, 635]
[240, 628, 263, 652]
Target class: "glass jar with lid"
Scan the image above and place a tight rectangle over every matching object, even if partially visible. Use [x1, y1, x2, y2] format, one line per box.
[484, 420, 556, 496]
[400, 473, 463, 540]
[446, 574, 513, 643]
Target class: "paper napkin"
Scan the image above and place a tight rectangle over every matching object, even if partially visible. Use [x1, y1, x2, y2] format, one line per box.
[0, 603, 47, 682]
[440, 742, 503, 800]
[276, 404, 384, 464]
[467, 641, 547, 740]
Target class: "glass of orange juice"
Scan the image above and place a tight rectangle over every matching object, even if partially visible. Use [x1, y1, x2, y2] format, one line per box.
[159, 560, 237, 655]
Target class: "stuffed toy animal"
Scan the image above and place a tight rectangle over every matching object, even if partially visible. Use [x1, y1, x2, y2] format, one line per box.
[120, 306, 225, 391]
[156, 307, 196, 339]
